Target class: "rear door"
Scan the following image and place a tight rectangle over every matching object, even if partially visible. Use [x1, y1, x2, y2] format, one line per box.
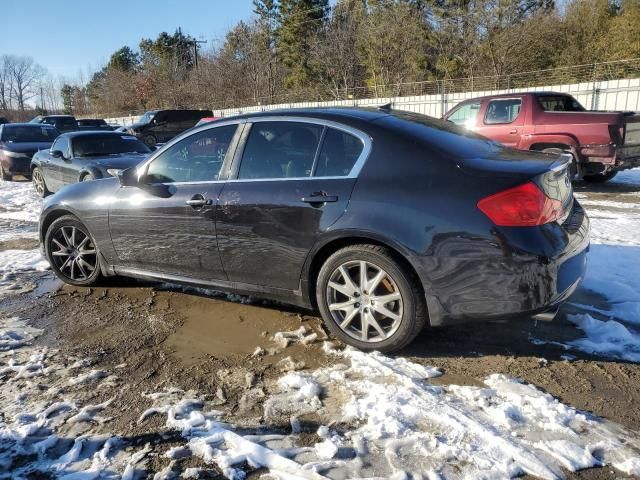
[216, 119, 369, 290]
[477, 97, 525, 148]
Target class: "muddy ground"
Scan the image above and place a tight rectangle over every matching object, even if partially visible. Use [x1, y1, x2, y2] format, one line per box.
[1, 176, 639, 479]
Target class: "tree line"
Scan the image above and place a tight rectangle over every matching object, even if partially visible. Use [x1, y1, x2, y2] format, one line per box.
[2, 0, 640, 120]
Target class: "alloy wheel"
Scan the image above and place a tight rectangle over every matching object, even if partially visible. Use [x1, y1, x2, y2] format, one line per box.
[49, 225, 97, 282]
[326, 260, 404, 343]
[33, 169, 45, 196]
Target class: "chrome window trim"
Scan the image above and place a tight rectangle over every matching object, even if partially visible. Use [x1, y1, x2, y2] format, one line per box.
[134, 119, 247, 181]
[230, 116, 372, 182]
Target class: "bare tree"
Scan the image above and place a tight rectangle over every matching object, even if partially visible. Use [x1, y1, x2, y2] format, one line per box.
[5, 55, 46, 110]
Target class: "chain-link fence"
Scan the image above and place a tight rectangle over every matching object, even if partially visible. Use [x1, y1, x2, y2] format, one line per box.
[104, 58, 640, 124]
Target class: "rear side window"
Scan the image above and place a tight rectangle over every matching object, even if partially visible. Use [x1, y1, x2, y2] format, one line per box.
[238, 122, 323, 179]
[537, 95, 585, 112]
[447, 101, 481, 128]
[145, 125, 237, 183]
[484, 99, 522, 124]
[314, 128, 363, 177]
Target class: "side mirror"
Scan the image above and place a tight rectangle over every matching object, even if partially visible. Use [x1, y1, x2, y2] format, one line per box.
[117, 167, 141, 187]
[51, 149, 64, 158]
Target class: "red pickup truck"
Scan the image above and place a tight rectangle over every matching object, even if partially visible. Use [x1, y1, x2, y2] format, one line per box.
[443, 91, 640, 182]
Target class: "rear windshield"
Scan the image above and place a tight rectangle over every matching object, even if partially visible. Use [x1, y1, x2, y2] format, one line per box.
[72, 134, 151, 157]
[381, 111, 503, 158]
[536, 95, 585, 112]
[1, 125, 59, 142]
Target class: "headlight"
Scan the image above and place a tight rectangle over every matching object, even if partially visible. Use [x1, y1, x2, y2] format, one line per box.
[106, 168, 123, 177]
[0, 149, 29, 159]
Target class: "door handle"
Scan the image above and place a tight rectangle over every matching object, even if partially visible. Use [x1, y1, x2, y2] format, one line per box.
[186, 194, 212, 208]
[509, 128, 518, 134]
[301, 192, 339, 204]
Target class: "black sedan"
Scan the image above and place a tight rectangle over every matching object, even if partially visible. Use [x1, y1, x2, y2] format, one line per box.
[38, 108, 589, 352]
[0, 123, 59, 181]
[31, 131, 152, 197]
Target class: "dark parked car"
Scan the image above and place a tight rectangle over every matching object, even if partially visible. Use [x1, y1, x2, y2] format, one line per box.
[0, 117, 9, 125]
[0, 123, 59, 181]
[127, 109, 213, 147]
[77, 118, 113, 131]
[39, 108, 589, 352]
[31, 131, 151, 196]
[31, 115, 78, 133]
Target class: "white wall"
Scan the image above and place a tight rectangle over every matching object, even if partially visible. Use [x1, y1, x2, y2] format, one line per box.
[105, 77, 640, 125]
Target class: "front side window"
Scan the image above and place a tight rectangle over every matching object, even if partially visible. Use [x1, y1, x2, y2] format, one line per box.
[238, 122, 323, 179]
[145, 125, 237, 183]
[72, 135, 151, 157]
[448, 101, 481, 128]
[315, 128, 363, 177]
[51, 137, 70, 157]
[484, 99, 522, 125]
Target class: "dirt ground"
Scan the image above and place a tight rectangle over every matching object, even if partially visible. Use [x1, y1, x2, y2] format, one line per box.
[0, 177, 639, 478]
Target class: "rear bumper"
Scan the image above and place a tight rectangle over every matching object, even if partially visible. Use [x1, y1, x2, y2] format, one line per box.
[578, 143, 640, 172]
[424, 201, 590, 326]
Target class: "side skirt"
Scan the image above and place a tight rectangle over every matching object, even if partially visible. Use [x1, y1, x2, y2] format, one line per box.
[112, 266, 312, 310]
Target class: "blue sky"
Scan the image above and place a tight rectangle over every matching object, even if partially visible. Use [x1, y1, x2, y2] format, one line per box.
[1, 0, 256, 80]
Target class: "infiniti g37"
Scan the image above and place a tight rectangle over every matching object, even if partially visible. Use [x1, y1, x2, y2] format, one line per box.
[39, 108, 589, 352]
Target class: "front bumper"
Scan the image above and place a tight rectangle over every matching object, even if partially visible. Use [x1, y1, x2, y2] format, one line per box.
[424, 201, 590, 326]
[1, 156, 32, 176]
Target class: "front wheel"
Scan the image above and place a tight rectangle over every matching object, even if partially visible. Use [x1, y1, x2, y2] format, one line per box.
[142, 134, 157, 148]
[316, 244, 427, 353]
[32, 167, 50, 197]
[81, 172, 95, 182]
[44, 215, 102, 287]
[583, 170, 617, 183]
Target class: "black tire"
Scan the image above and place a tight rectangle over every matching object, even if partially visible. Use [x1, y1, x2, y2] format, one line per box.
[81, 172, 95, 182]
[1, 165, 12, 181]
[315, 244, 427, 353]
[142, 134, 157, 148]
[32, 167, 51, 197]
[583, 170, 617, 183]
[44, 215, 102, 287]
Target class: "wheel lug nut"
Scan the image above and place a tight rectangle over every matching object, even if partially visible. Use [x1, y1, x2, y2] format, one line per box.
[355, 303, 360, 308]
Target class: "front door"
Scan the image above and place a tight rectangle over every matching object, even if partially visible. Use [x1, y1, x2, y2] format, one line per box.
[47, 136, 72, 192]
[108, 123, 240, 279]
[216, 120, 366, 290]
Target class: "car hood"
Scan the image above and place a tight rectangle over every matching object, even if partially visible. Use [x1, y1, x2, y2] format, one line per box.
[126, 122, 149, 131]
[85, 153, 149, 169]
[1, 141, 53, 155]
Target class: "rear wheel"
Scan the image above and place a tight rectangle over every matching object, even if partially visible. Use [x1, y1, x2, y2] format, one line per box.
[583, 170, 617, 183]
[32, 167, 50, 197]
[0, 166, 12, 181]
[316, 244, 427, 353]
[45, 215, 102, 287]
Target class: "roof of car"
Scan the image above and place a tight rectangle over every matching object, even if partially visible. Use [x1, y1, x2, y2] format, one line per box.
[59, 130, 136, 139]
[40, 115, 76, 119]
[217, 107, 391, 123]
[454, 91, 570, 103]
[2, 122, 58, 128]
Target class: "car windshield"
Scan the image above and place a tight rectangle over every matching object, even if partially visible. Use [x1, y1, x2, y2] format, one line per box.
[537, 95, 586, 112]
[72, 134, 151, 157]
[139, 111, 157, 124]
[1, 125, 59, 142]
[79, 119, 105, 126]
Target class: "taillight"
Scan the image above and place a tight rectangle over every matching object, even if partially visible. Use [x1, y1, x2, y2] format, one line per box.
[477, 181, 564, 227]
